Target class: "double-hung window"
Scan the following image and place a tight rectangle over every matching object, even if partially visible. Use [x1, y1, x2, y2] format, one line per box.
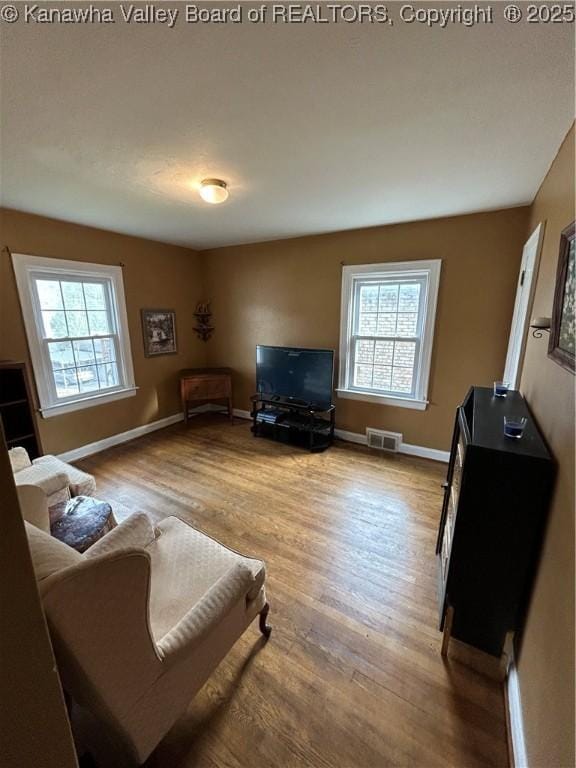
[12, 254, 136, 417]
[338, 260, 441, 410]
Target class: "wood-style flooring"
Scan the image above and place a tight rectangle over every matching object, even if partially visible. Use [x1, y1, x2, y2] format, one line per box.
[76, 415, 509, 768]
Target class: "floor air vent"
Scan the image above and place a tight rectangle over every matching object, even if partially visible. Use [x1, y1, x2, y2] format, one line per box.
[366, 428, 402, 453]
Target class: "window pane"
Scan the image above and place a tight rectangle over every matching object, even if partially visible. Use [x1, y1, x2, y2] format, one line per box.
[372, 365, 392, 390]
[94, 337, 116, 363]
[376, 313, 397, 336]
[358, 313, 377, 335]
[36, 280, 63, 310]
[54, 368, 79, 398]
[357, 279, 423, 342]
[394, 342, 416, 369]
[398, 283, 421, 312]
[97, 362, 119, 389]
[88, 310, 111, 335]
[352, 340, 417, 395]
[374, 340, 394, 365]
[392, 342, 416, 394]
[66, 311, 89, 337]
[73, 339, 96, 366]
[354, 364, 373, 388]
[391, 367, 413, 393]
[77, 366, 99, 393]
[396, 313, 418, 337]
[48, 341, 75, 370]
[378, 284, 399, 312]
[84, 282, 107, 310]
[359, 285, 379, 312]
[42, 310, 68, 338]
[355, 339, 374, 364]
[61, 281, 85, 310]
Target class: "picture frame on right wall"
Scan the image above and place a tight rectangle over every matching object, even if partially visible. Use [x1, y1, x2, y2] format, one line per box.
[549, 220, 575, 374]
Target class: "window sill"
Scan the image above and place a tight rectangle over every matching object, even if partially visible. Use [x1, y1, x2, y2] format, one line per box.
[335, 388, 429, 411]
[40, 387, 138, 418]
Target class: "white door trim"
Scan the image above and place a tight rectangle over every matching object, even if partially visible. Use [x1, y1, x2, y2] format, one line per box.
[504, 223, 545, 388]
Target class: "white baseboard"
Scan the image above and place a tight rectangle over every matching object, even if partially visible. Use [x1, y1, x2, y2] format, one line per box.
[399, 442, 450, 463]
[57, 405, 448, 464]
[57, 404, 237, 462]
[334, 428, 367, 446]
[57, 413, 185, 462]
[334, 427, 449, 462]
[507, 661, 528, 768]
[235, 408, 449, 463]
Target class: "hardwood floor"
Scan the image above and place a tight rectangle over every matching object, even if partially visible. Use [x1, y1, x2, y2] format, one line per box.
[77, 416, 509, 768]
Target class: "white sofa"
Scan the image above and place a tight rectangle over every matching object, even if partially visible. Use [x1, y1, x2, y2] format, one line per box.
[25, 511, 270, 766]
[9, 447, 96, 506]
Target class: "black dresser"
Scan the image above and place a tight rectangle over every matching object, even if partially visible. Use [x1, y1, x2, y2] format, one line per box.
[437, 386, 555, 658]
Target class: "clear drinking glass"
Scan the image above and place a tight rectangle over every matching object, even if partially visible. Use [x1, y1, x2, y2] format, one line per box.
[493, 381, 509, 397]
[504, 416, 527, 439]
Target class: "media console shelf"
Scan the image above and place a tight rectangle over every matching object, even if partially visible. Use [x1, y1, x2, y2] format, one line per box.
[250, 395, 335, 452]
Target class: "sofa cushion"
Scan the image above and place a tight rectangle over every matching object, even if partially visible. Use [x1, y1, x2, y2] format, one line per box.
[9, 446, 32, 473]
[147, 517, 266, 642]
[25, 521, 83, 581]
[33, 455, 97, 497]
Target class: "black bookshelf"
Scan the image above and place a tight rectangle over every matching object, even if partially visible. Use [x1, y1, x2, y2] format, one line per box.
[0, 362, 42, 459]
[250, 394, 335, 452]
[437, 386, 555, 658]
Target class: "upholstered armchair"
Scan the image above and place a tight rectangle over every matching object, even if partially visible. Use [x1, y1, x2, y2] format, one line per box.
[8, 447, 96, 507]
[9, 446, 96, 506]
[25, 512, 270, 766]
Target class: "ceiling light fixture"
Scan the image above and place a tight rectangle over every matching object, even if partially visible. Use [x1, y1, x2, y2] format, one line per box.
[199, 178, 229, 204]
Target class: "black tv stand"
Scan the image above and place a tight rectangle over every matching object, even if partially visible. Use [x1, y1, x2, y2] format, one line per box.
[250, 394, 335, 452]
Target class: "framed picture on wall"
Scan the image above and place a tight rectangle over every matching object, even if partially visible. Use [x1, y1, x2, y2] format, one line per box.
[141, 309, 177, 357]
[548, 221, 575, 374]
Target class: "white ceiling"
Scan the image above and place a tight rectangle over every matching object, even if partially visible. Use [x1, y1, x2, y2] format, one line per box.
[1, 11, 574, 250]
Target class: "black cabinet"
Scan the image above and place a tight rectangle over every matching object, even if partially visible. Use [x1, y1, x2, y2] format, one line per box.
[437, 386, 554, 657]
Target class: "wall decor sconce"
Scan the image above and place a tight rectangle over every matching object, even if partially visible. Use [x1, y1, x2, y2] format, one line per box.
[529, 316, 551, 339]
[194, 301, 214, 342]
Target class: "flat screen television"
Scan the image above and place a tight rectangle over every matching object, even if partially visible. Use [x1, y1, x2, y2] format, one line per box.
[256, 345, 334, 408]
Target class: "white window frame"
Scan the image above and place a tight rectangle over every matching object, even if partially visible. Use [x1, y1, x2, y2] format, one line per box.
[337, 260, 441, 411]
[12, 253, 137, 418]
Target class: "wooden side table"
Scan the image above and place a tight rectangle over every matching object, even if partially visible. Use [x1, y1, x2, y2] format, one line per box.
[180, 368, 234, 423]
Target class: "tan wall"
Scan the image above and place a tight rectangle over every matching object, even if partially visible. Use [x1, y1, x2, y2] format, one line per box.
[201, 207, 529, 450]
[0, 209, 203, 455]
[518, 125, 575, 767]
